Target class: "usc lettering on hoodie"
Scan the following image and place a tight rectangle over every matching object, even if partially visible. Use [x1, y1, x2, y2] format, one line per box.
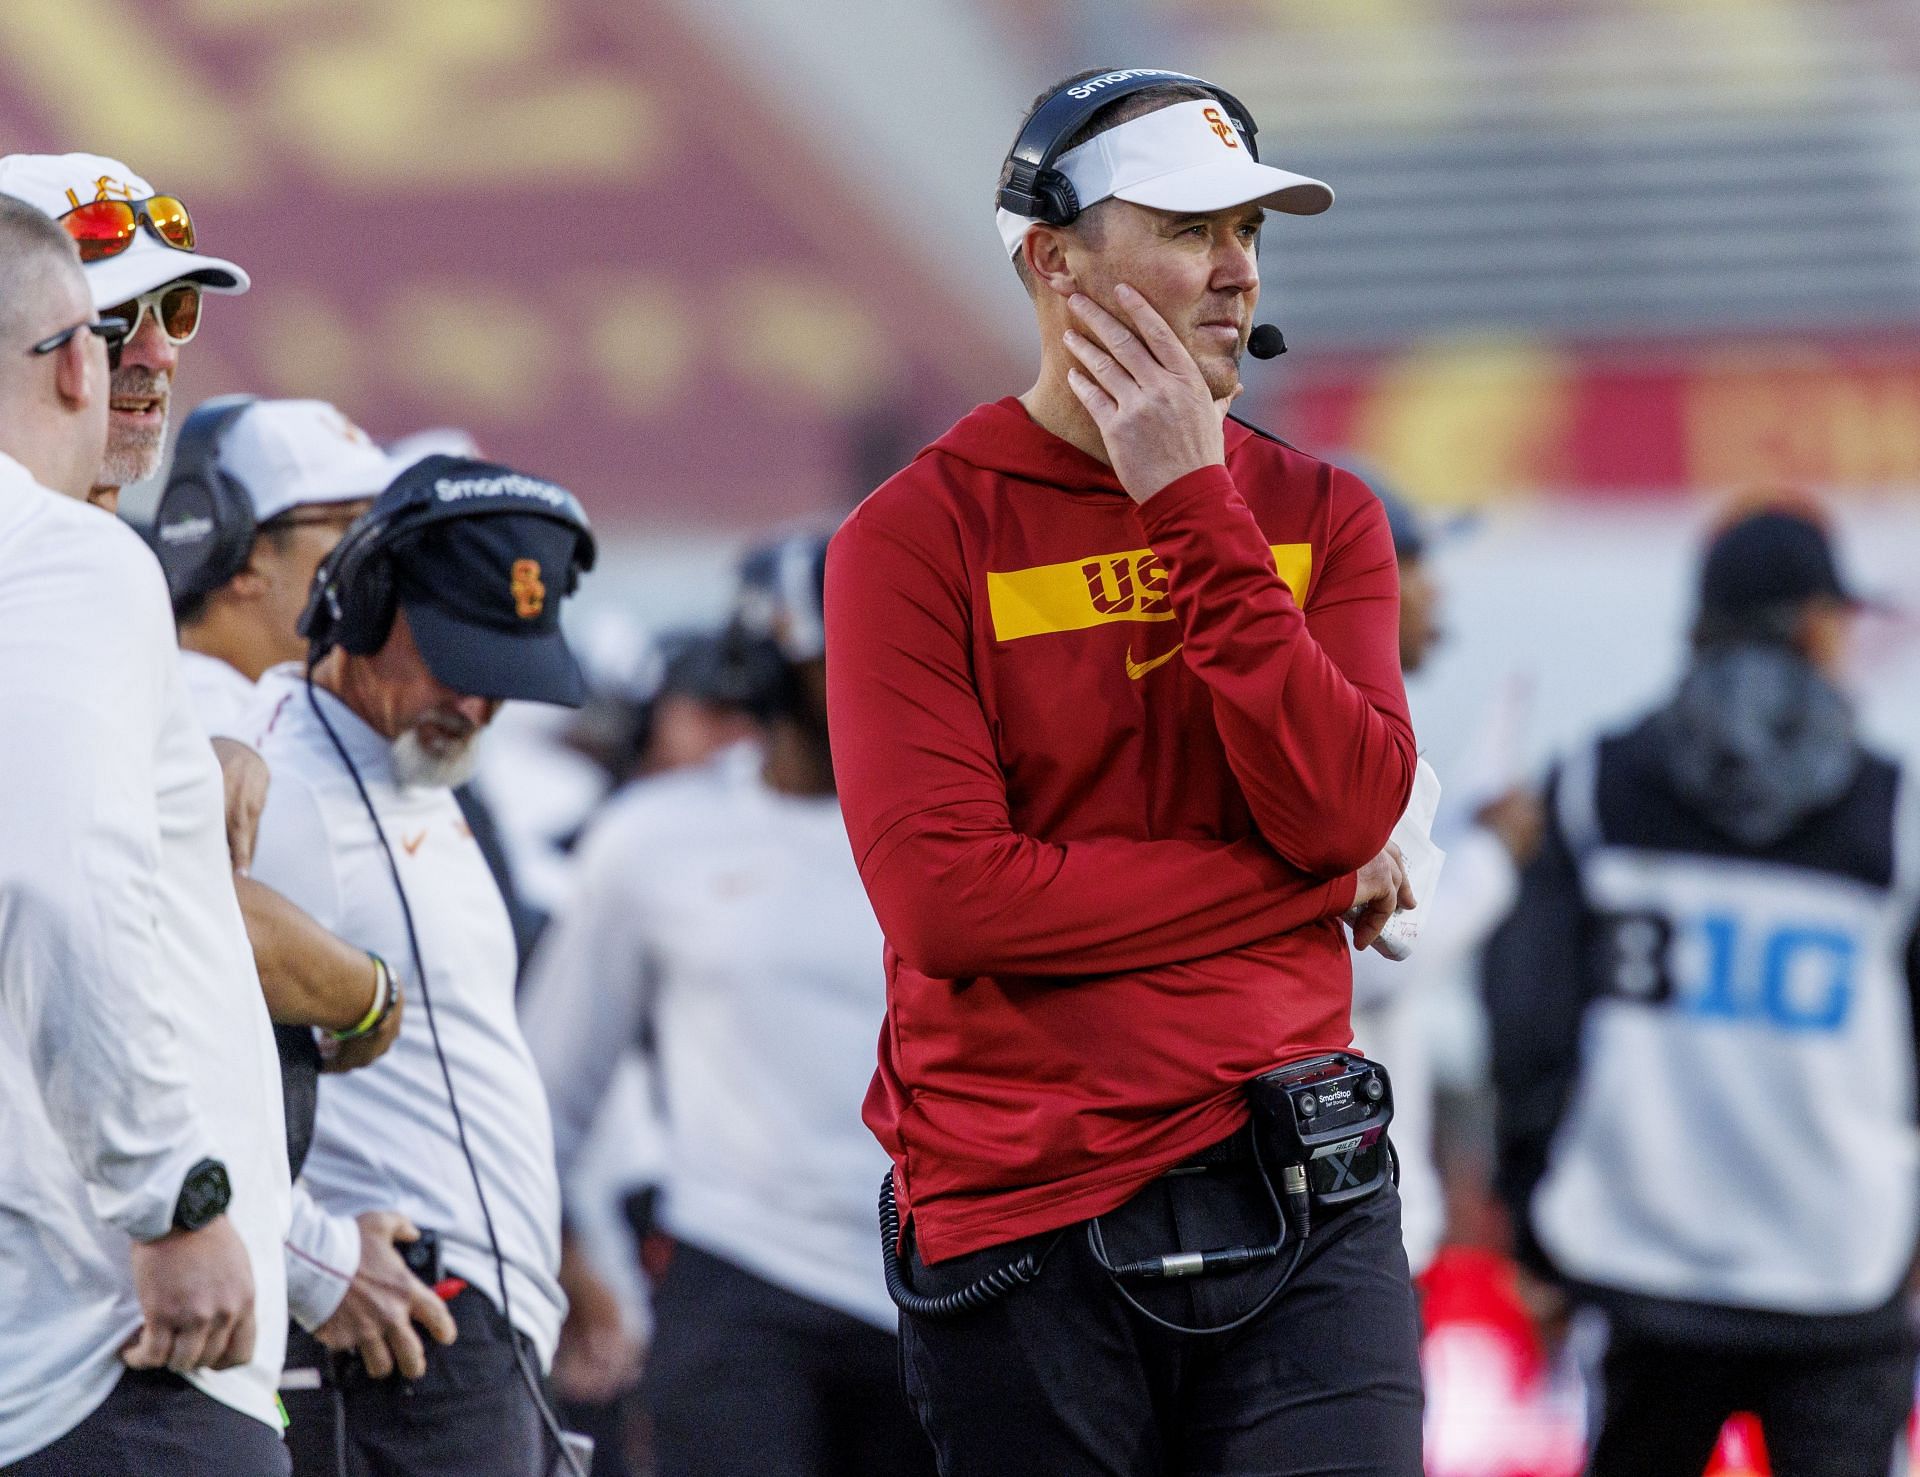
[825, 399, 1415, 1262]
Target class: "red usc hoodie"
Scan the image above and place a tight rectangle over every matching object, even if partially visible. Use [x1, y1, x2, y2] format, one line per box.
[825, 398, 1415, 1262]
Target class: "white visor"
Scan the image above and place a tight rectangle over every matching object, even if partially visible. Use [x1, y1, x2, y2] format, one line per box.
[997, 97, 1333, 260]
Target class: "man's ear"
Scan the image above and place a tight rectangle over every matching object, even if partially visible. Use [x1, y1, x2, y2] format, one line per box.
[227, 547, 274, 603]
[52, 328, 100, 412]
[1023, 225, 1079, 299]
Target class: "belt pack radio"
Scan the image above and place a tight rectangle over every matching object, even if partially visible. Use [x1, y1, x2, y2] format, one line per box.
[1248, 1051, 1395, 1226]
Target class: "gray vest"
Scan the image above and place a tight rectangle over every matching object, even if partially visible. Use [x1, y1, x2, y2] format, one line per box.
[1535, 740, 1920, 1314]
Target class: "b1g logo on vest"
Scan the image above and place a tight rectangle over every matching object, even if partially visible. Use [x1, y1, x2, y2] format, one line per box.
[1599, 906, 1860, 1033]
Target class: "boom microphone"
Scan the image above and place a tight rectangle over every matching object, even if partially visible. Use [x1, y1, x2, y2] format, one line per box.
[1247, 325, 1287, 360]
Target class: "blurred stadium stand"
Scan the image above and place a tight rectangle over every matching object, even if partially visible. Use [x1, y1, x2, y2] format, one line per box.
[1, 0, 1916, 524]
[1183, 0, 1920, 343]
[0, 0, 1025, 530]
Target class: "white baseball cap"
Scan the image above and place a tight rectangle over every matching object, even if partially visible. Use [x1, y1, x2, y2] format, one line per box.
[0, 152, 249, 309]
[996, 97, 1333, 259]
[219, 400, 393, 522]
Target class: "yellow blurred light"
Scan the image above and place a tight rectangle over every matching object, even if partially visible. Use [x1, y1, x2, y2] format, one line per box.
[1348, 336, 1578, 507]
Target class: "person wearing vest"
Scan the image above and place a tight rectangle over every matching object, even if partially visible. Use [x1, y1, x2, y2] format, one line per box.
[1486, 504, 1920, 1476]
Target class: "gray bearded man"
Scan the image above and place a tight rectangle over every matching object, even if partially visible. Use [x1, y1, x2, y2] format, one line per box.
[0, 151, 249, 512]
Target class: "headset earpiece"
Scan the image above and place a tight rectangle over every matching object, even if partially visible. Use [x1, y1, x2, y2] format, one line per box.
[301, 494, 420, 664]
[148, 395, 260, 616]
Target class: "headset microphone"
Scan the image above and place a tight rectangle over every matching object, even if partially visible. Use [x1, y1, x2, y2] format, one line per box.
[1247, 324, 1287, 360]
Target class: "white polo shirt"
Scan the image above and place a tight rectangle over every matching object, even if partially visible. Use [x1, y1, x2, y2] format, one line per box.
[521, 743, 896, 1329]
[0, 455, 290, 1463]
[238, 666, 566, 1365]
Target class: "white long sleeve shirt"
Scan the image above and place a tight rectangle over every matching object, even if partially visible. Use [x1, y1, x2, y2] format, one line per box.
[238, 667, 566, 1365]
[520, 744, 897, 1329]
[169, 649, 364, 1333]
[0, 456, 290, 1463]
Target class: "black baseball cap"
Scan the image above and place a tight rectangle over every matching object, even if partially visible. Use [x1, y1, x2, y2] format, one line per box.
[392, 513, 589, 707]
[1698, 508, 1868, 616]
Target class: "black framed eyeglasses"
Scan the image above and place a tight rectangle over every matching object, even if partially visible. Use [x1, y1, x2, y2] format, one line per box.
[30, 315, 131, 371]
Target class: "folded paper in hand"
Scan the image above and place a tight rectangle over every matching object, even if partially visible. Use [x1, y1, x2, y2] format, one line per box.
[1363, 757, 1446, 962]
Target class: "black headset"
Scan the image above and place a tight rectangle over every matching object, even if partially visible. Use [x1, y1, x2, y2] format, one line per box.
[996, 68, 1261, 228]
[147, 394, 260, 614]
[299, 453, 598, 665]
[297, 455, 598, 1476]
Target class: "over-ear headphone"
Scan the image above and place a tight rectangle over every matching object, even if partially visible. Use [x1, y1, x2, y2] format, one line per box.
[996, 69, 1261, 228]
[714, 531, 831, 720]
[299, 453, 598, 666]
[147, 394, 260, 614]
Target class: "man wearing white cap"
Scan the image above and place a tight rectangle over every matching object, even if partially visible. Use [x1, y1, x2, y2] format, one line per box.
[0, 192, 290, 1476]
[153, 398, 392, 730]
[0, 151, 249, 513]
[826, 69, 1423, 1472]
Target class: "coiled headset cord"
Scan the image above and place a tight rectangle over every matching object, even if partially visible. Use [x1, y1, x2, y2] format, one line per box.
[879, 1133, 1331, 1339]
[305, 674, 587, 1477]
[878, 1174, 1059, 1319]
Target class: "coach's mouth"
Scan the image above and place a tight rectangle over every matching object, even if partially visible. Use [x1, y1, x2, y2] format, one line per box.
[111, 395, 164, 421]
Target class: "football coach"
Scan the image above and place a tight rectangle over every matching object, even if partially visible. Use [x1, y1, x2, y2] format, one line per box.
[824, 68, 1423, 1474]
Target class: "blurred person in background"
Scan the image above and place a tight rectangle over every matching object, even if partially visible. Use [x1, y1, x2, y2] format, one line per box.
[560, 627, 769, 794]
[1348, 475, 1544, 1278]
[1485, 505, 1920, 1475]
[0, 196, 292, 1476]
[828, 68, 1421, 1475]
[149, 396, 419, 1351]
[533, 624, 778, 1477]
[241, 457, 596, 1476]
[1344, 472, 1570, 1475]
[521, 532, 937, 1477]
[0, 151, 248, 515]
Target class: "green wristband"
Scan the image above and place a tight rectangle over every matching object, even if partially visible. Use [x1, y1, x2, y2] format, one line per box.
[330, 954, 394, 1041]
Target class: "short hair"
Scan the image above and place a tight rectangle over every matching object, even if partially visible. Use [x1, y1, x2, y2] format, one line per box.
[0, 195, 84, 348]
[997, 69, 1216, 293]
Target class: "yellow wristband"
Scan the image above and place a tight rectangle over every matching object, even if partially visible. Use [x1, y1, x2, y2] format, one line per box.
[331, 955, 392, 1041]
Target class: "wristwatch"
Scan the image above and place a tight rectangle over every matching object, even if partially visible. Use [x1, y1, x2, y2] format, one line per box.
[171, 1158, 232, 1233]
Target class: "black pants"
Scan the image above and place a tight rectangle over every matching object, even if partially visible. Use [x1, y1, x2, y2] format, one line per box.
[1588, 1330, 1916, 1477]
[282, 1287, 556, 1477]
[644, 1241, 937, 1477]
[898, 1147, 1424, 1476]
[7, 1368, 292, 1476]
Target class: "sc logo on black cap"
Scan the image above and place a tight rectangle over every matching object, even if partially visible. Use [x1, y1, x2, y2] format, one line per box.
[511, 559, 546, 619]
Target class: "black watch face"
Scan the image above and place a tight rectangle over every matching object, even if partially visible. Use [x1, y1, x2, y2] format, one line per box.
[174, 1158, 232, 1232]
